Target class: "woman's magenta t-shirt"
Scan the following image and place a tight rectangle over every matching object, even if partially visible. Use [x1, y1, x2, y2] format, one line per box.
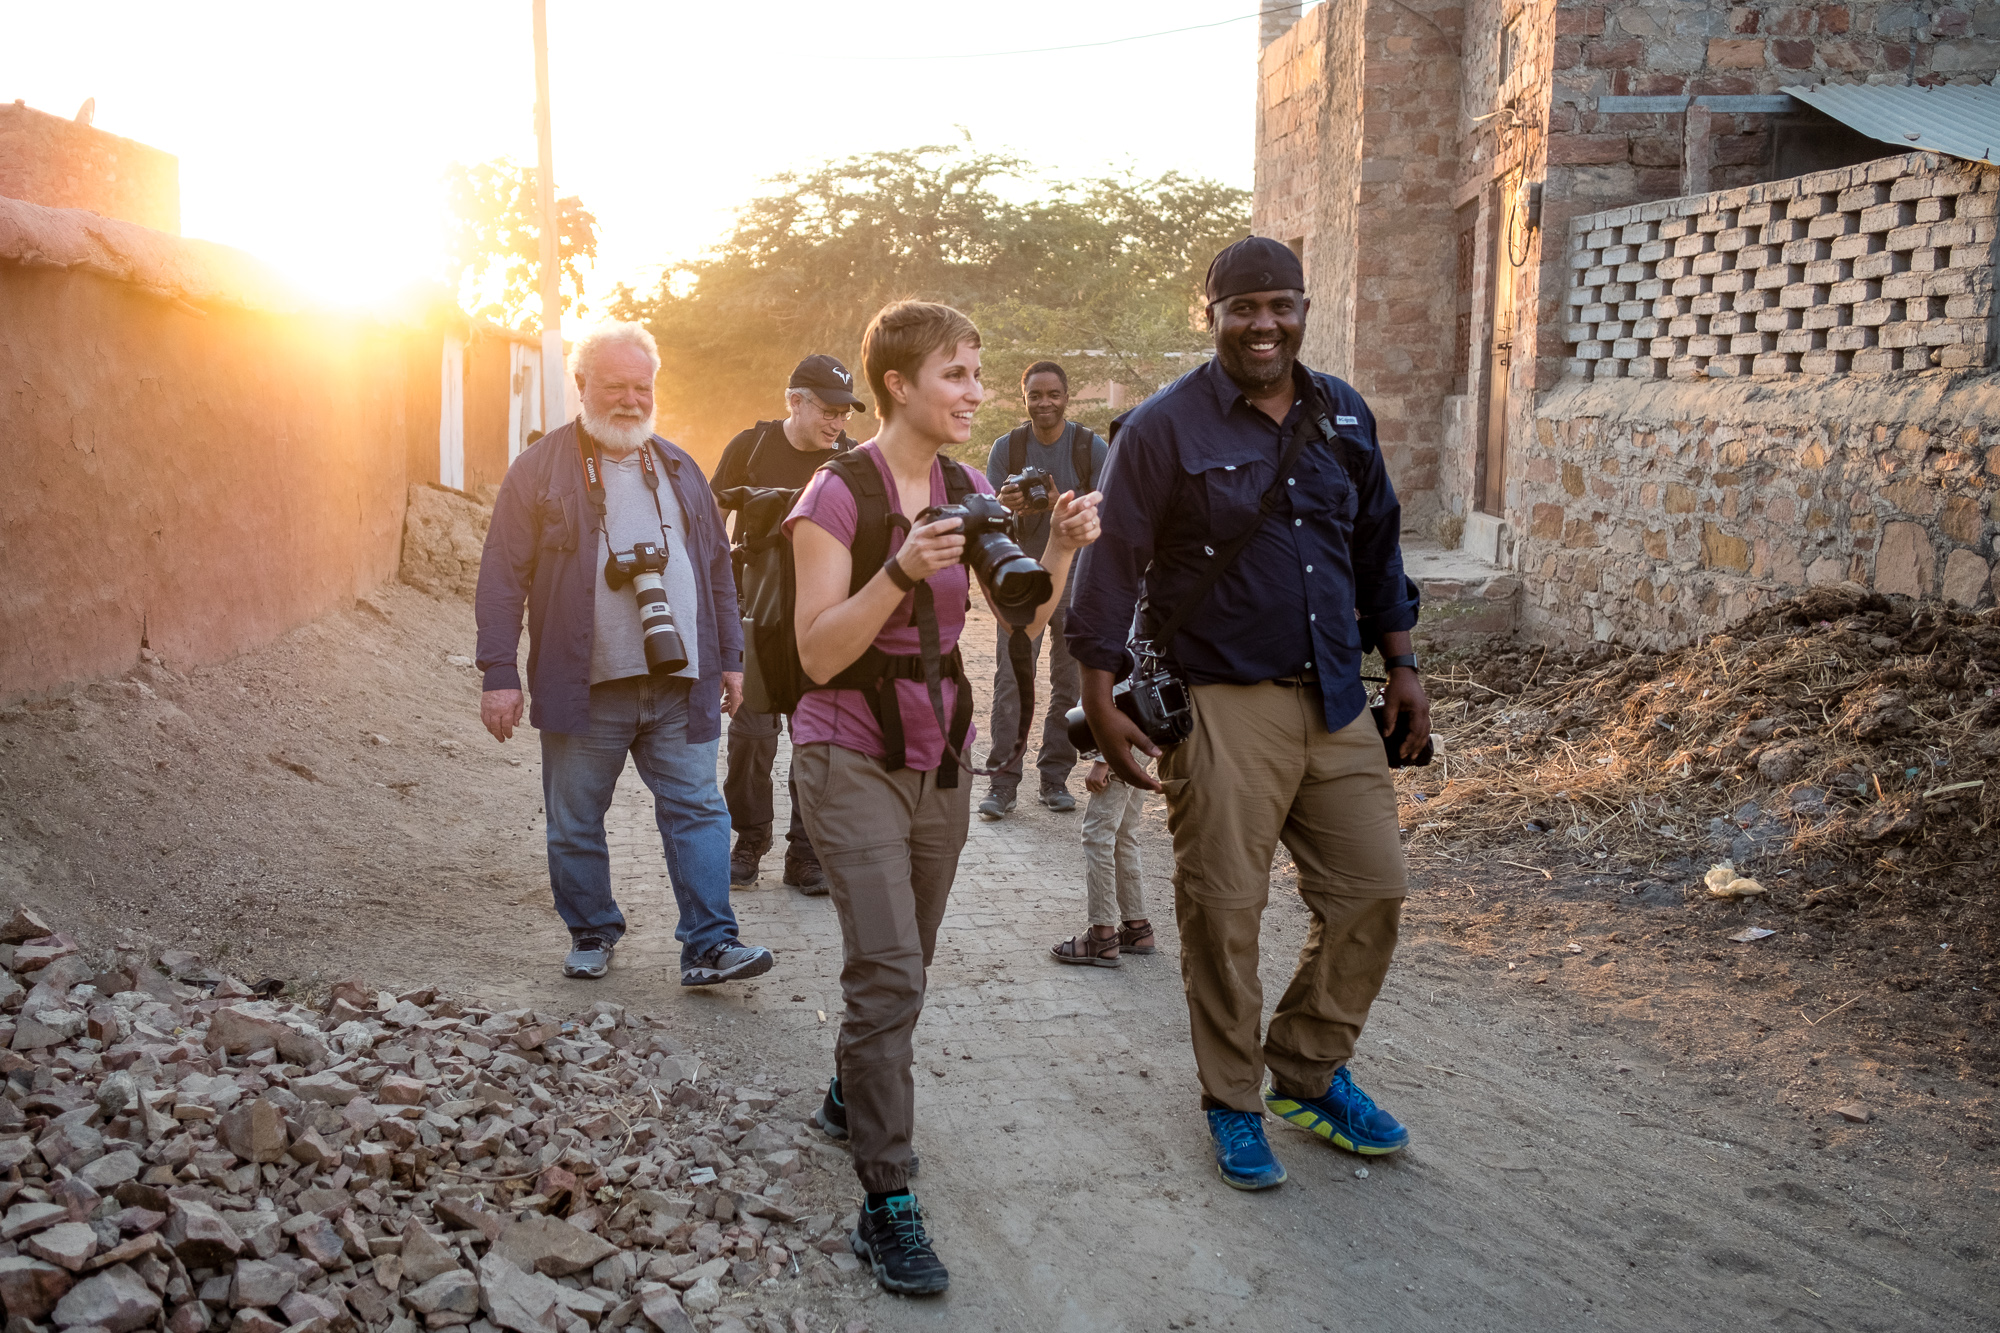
[784, 443, 996, 771]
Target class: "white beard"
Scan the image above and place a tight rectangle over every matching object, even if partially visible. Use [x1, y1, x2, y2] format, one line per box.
[583, 406, 655, 454]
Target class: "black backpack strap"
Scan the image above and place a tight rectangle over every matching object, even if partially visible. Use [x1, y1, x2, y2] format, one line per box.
[942, 457, 975, 503]
[1071, 426, 1095, 493]
[1006, 425, 1031, 477]
[741, 420, 781, 483]
[823, 451, 899, 598]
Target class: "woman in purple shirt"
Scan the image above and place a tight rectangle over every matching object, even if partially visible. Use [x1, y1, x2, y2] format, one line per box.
[786, 302, 1099, 1296]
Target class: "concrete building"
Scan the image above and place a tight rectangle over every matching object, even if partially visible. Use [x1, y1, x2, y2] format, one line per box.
[1254, 0, 2000, 644]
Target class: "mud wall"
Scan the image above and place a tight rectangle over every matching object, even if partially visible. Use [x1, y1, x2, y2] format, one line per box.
[0, 264, 419, 698]
[1523, 371, 2000, 648]
[0, 101, 180, 234]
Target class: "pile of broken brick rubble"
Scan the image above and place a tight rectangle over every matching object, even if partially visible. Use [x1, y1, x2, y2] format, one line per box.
[0, 909, 873, 1333]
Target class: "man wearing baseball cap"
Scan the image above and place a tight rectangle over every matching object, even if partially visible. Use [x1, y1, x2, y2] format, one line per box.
[710, 354, 865, 893]
[1067, 237, 1432, 1192]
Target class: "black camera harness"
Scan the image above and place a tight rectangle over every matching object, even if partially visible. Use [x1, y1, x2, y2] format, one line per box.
[797, 451, 1037, 791]
[1139, 367, 1335, 680]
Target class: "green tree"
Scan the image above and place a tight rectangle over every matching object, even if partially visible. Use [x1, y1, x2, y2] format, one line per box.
[444, 158, 598, 331]
[610, 145, 1248, 462]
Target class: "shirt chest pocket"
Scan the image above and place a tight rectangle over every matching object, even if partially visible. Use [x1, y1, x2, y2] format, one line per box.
[537, 493, 580, 552]
[1194, 451, 1269, 545]
[1299, 449, 1359, 525]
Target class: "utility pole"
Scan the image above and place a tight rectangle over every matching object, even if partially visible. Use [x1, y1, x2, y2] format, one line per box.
[532, 0, 567, 425]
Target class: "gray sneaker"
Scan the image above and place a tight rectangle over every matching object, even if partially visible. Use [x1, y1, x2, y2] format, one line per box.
[681, 942, 775, 987]
[563, 935, 615, 980]
[1040, 786, 1077, 812]
[977, 792, 1016, 821]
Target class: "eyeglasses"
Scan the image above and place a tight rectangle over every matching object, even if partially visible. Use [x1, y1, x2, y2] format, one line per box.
[811, 402, 854, 422]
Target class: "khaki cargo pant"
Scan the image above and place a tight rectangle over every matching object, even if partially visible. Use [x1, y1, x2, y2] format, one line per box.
[1157, 682, 1407, 1114]
[793, 742, 970, 1193]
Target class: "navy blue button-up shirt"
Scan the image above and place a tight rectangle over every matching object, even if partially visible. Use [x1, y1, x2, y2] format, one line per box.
[475, 420, 743, 740]
[1066, 357, 1417, 736]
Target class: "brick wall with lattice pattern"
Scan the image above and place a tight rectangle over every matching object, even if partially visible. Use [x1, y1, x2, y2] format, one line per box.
[1563, 152, 1998, 382]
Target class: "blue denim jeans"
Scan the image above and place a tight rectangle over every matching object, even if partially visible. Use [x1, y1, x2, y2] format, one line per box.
[540, 674, 738, 967]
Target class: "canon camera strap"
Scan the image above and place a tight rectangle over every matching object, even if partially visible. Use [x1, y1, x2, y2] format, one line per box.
[576, 425, 670, 541]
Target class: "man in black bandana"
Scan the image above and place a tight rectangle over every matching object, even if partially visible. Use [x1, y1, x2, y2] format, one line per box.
[1068, 237, 1432, 1193]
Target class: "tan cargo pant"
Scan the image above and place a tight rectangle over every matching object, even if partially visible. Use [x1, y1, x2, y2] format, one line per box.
[1157, 682, 1407, 1114]
[792, 742, 970, 1193]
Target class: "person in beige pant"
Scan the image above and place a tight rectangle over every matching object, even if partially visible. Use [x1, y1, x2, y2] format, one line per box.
[1068, 237, 1431, 1190]
[1050, 748, 1155, 966]
[1158, 682, 1407, 1111]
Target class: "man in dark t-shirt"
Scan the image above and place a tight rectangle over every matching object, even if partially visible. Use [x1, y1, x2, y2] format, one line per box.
[711, 354, 862, 893]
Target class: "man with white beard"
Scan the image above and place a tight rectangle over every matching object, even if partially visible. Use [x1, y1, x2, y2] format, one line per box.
[475, 321, 775, 987]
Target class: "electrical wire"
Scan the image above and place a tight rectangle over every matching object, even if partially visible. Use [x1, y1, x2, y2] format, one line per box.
[844, 10, 1264, 61]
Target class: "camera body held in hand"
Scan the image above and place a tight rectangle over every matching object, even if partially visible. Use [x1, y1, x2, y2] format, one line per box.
[914, 493, 1052, 620]
[604, 542, 689, 674]
[1065, 659, 1193, 755]
[1004, 465, 1056, 514]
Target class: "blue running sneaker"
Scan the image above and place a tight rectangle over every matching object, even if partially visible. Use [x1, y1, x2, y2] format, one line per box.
[1264, 1065, 1410, 1155]
[1206, 1109, 1287, 1190]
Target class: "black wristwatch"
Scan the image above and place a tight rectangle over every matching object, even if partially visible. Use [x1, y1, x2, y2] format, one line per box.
[1383, 653, 1420, 674]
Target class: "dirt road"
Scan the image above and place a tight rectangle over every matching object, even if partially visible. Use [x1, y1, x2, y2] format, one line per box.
[1, 585, 1993, 1331]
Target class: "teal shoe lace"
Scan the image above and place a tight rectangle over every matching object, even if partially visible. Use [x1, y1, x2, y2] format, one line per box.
[878, 1196, 937, 1256]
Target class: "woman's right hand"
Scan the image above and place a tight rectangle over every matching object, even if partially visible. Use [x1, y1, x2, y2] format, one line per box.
[893, 515, 967, 583]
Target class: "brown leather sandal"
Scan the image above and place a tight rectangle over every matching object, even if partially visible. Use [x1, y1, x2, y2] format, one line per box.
[1050, 929, 1121, 968]
[1119, 921, 1157, 955]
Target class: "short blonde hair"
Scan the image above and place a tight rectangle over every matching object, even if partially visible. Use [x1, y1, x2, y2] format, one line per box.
[860, 301, 979, 420]
[570, 321, 660, 382]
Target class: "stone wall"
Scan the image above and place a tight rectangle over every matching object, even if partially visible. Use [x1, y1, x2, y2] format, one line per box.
[1521, 372, 2000, 647]
[0, 101, 179, 234]
[1564, 152, 1998, 381]
[1350, 0, 1466, 531]
[1253, 4, 1328, 283]
[1254, 0, 1463, 536]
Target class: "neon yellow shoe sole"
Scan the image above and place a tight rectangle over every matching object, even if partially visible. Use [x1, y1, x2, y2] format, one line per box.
[1264, 1091, 1409, 1155]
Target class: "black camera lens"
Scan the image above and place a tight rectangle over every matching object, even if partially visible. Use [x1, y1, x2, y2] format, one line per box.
[915, 495, 1054, 619]
[970, 540, 1052, 617]
[1064, 705, 1098, 756]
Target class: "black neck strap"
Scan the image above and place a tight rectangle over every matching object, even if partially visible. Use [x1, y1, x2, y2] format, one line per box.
[577, 424, 661, 517]
[576, 425, 670, 543]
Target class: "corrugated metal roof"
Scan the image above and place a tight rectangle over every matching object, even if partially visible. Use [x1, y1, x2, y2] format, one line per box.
[1783, 82, 2000, 165]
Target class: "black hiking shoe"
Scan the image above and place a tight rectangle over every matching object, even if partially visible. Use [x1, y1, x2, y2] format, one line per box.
[782, 851, 828, 895]
[730, 827, 771, 887]
[851, 1192, 949, 1296]
[814, 1077, 919, 1175]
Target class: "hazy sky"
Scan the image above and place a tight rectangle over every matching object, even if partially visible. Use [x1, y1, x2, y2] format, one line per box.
[7, 1, 1262, 311]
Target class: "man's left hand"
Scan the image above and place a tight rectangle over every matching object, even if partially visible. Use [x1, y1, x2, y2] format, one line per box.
[722, 671, 744, 717]
[1379, 668, 1431, 762]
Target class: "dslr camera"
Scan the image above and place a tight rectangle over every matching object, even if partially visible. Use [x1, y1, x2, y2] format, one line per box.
[914, 494, 1052, 620]
[603, 542, 688, 674]
[1064, 641, 1193, 754]
[1004, 465, 1056, 514]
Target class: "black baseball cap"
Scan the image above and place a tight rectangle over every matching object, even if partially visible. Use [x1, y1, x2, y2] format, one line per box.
[789, 354, 865, 409]
[1204, 236, 1307, 306]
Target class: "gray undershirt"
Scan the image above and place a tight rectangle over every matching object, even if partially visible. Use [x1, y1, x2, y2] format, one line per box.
[591, 449, 702, 685]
